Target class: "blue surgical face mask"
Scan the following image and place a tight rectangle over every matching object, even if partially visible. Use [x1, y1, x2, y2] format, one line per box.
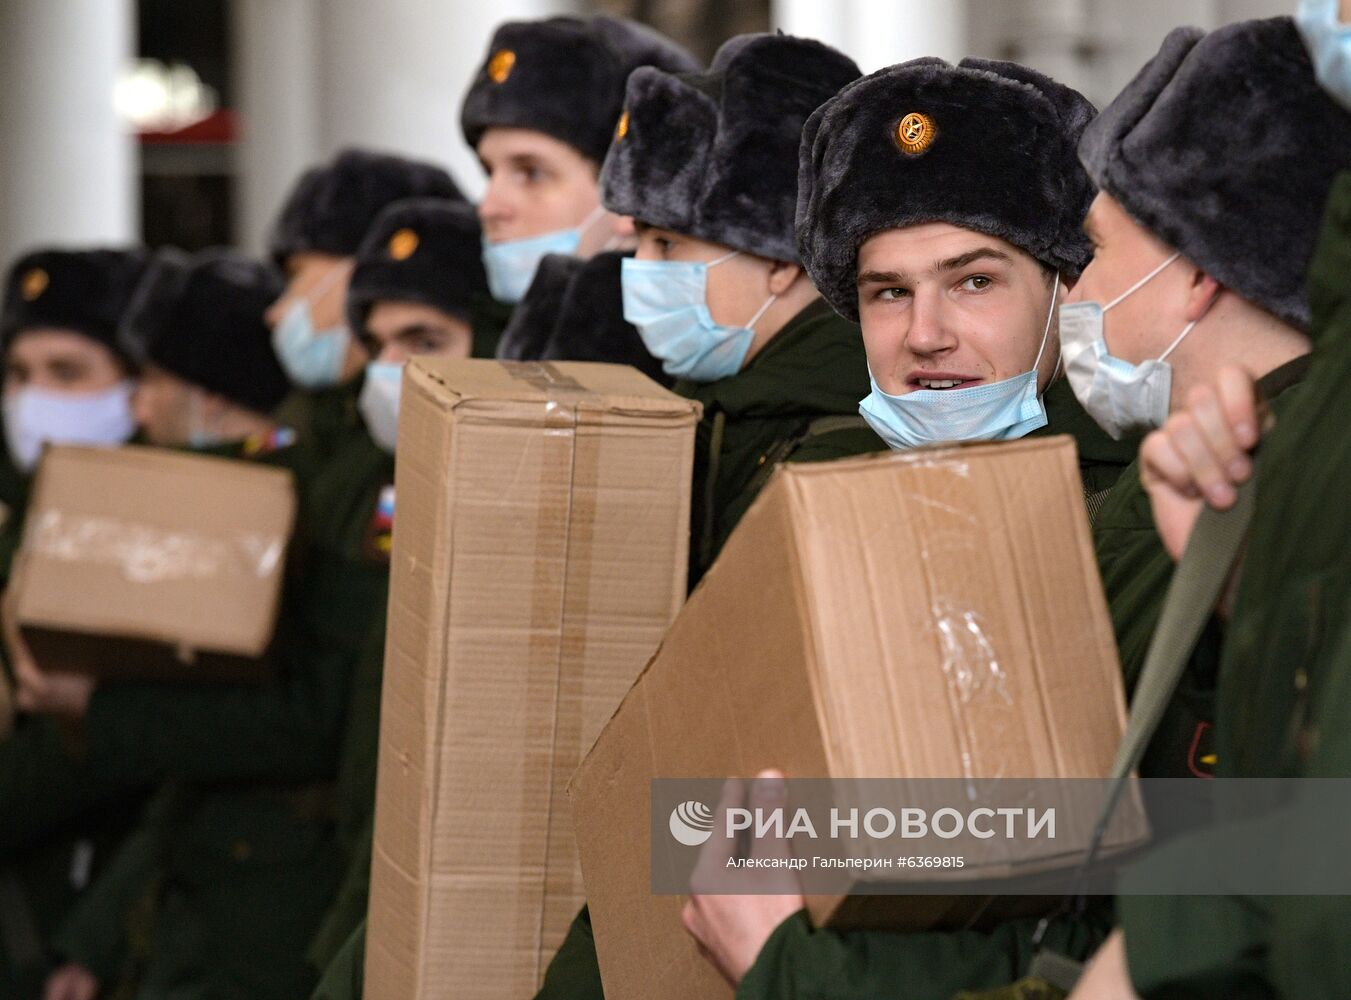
[1059, 253, 1197, 441]
[271, 264, 354, 389]
[621, 251, 778, 383]
[2, 381, 137, 472]
[859, 274, 1059, 451]
[1298, 0, 1351, 109]
[358, 361, 403, 454]
[482, 206, 607, 304]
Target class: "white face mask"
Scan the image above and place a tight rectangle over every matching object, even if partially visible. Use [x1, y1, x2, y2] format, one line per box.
[358, 361, 403, 454]
[3, 381, 137, 472]
[1059, 252, 1198, 441]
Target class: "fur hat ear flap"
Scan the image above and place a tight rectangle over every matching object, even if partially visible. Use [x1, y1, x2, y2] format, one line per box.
[495, 254, 581, 362]
[538, 250, 670, 387]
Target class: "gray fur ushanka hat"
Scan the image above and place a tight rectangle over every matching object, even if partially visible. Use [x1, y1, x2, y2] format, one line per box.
[797, 57, 1097, 321]
[601, 33, 862, 262]
[119, 249, 290, 415]
[461, 16, 699, 164]
[1079, 16, 1351, 331]
[268, 148, 463, 268]
[345, 197, 487, 338]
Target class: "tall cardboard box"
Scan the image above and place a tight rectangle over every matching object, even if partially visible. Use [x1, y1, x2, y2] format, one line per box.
[364, 359, 699, 1000]
[8, 445, 295, 680]
[570, 437, 1145, 1000]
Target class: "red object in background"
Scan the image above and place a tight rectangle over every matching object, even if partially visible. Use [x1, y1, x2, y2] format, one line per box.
[139, 108, 237, 144]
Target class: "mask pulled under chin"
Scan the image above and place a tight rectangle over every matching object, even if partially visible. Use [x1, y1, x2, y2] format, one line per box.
[858, 273, 1060, 450]
[2, 381, 137, 472]
[481, 205, 608, 305]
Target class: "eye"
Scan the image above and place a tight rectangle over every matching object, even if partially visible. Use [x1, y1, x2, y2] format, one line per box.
[876, 286, 910, 302]
[356, 332, 380, 358]
[655, 236, 676, 257]
[49, 360, 88, 385]
[960, 274, 994, 292]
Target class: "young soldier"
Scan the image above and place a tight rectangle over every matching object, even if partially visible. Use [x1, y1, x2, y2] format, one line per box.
[461, 16, 697, 311]
[0, 247, 148, 1000]
[682, 55, 1133, 998]
[1057, 16, 1351, 999]
[265, 149, 464, 457]
[531, 33, 876, 1000]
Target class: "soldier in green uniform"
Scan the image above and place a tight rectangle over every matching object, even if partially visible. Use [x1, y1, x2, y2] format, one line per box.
[677, 54, 1140, 999]
[521, 33, 873, 1000]
[29, 248, 343, 1000]
[265, 148, 465, 460]
[461, 14, 697, 329]
[300, 197, 492, 984]
[1060, 13, 1351, 999]
[0, 247, 149, 1000]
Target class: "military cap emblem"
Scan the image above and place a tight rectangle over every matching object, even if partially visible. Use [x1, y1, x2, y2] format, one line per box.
[20, 268, 48, 302]
[488, 49, 516, 84]
[896, 112, 937, 155]
[615, 110, 629, 141]
[388, 228, 419, 261]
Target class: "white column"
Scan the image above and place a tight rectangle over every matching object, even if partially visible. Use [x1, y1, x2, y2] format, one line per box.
[315, 0, 579, 203]
[0, 1, 137, 269]
[232, 0, 322, 254]
[775, 0, 967, 73]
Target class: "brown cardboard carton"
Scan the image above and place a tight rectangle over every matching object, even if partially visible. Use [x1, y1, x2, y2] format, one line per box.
[364, 359, 699, 1000]
[9, 444, 295, 681]
[570, 436, 1147, 1000]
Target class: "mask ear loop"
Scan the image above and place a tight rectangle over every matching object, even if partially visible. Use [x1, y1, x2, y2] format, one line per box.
[1104, 251, 1181, 311]
[1031, 271, 1061, 373]
[1156, 319, 1198, 364]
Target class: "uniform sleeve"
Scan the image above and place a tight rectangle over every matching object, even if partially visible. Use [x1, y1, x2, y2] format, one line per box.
[81, 624, 354, 788]
[310, 920, 367, 1000]
[534, 906, 605, 1000]
[738, 907, 1111, 1000]
[49, 789, 174, 984]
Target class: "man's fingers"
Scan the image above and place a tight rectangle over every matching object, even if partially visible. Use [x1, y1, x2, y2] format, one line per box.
[693, 778, 745, 889]
[1167, 413, 1236, 509]
[1186, 384, 1249, 484]
[1216, 365, 1261, 450]
[1141, 429, 1199, 498]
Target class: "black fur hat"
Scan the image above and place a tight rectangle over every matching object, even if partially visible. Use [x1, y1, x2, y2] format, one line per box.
[120, 249, 290, 415]
[1079, 17, 1351, 331]
[496, 253, 580, 362]
[346, 198, 488, 338]
[797, 57, 1097, 321]
[602, 34, 861, 262]
[268, 148, 464, 268]
[461, 16, 700, 164]
[496, 251, 670, 386]
[1, 247, 149, 362]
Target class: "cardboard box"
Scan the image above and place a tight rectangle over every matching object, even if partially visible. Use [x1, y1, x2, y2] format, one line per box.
[364, 359, 699, 1000]
[9, 445, 295, 681]
[570, 436, 1146, 1000]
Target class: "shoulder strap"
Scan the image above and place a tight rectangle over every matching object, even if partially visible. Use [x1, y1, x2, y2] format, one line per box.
[1083, 474, 1257, 869]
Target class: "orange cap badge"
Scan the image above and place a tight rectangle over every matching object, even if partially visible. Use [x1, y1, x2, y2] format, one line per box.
[896, 112, 937, 155]
[615, 110, 630, 141]
[488, 49, 516, 84]
[20, 268, 48, 302]
[388, 228, 419, 261]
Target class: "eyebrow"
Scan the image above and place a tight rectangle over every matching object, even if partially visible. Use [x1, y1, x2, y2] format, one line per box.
[857, 246, 1014, 287]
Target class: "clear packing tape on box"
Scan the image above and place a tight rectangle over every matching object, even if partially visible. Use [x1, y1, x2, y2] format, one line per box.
[28, 509, 285, 584]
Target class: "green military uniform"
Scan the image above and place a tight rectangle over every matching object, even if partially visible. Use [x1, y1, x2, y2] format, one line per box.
[1116, 173, 1351, 998]
[44, 426, 392, 1000]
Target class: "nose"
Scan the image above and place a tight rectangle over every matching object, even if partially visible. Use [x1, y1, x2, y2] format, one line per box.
[477, 174, 512, 231]
[130, 384, 151, 428]
[264, 293, 290, 330]
[902, 286, 958, 359]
